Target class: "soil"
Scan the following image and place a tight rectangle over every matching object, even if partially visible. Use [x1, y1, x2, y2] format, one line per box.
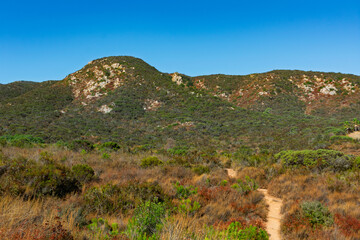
[348, 131, 360, 139]
[226, 168, 283, 240]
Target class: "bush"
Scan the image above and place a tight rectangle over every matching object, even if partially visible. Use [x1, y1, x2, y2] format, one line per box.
[204, 222, 268, 239]
[0, 134, 44, 147]
[102, 152, 111, 159]
[178, 199, 201, 215]
[27, 163, 80, 198]
[167, 146, 189, 156]
[301, 201, 334, 227]
[192, 165, 210, 175]
[276, 149, 354, 171]
[0, 156, 80, 198]
[140, 156, 163, 168]
[125, 199, 166, 239]
[173, 182, 197, 199]
[99, 141, 121, 151]
[70, 140, 94, 152]
[71, 164, 95, 183]
[87, 218, 120, 239]
[231, 176, 259, 195]
[0, 138, 6, 146]
[330, 135, 354, 143]
[84, 182, 166, 215]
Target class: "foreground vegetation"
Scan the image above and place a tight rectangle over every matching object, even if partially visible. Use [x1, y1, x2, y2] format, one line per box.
[1, 57, 360, 239]
[0, 136, 359, 239]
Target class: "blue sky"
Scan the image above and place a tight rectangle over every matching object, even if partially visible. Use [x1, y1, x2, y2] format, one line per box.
[0, 0, 359, 83]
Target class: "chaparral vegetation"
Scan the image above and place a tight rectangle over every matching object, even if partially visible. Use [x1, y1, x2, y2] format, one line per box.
[1, 56, 360, 239]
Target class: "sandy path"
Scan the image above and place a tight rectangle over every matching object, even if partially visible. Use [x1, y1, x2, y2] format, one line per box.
[226, 168, 282, 240]
[348, 131, 360, 139]
[258, 189, 282, 240]
[226, 168, 237, 178]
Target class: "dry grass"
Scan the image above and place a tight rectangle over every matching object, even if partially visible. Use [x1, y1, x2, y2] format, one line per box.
[268, 169, 360, 239]
[0, 145, 269, 239]
[0, 195, 81, 239]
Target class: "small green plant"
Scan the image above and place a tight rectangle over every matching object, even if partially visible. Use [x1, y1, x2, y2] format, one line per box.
[125, 199, 166, 239]
[173, 182, 197, 199]
[232, 176, 258, 195]
[140, 156, 163, 168]
[102, 152, 111, 159]
[167, 146, 189, 156]
[301, 201, 334, 227]
[330, 135, 354, 143]
[178, 199, 201, 215]
[99, 142, 121, 151]
[192, 165, 210, 175]
[204, 222, 268, 239]
[220, 180, 228, 186]
[88, 218, 119, 240]
[0, 138, 7, 146]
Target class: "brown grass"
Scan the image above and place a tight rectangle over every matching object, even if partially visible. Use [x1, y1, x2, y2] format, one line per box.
[268, 169, 360, 239]
[0, 145, 269, 239]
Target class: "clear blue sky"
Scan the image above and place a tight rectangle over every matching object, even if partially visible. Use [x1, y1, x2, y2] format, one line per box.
[0, 0, 359, 83]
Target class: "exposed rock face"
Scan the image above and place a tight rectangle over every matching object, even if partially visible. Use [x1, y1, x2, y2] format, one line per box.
[98, 104, 113, 114]
[65, 58, 135, 102]
[144, 99, 162, 111]
[171, 72, 183, 85]
[64, 57, 359, 117]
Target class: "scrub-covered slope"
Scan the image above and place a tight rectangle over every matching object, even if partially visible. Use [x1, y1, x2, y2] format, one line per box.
[0, 56, 358, 152]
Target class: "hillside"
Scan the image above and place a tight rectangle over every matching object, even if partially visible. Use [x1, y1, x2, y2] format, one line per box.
[1, 56, 360, 240]
[0, 81, 42, 102]
[187, 70, 360, 118]
[0, 56, 358, 152]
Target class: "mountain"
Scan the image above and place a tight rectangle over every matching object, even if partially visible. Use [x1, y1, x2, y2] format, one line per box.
[0, 81, 43, 102]
[0, 56, 358, 152]
[188, 70, 360, 118]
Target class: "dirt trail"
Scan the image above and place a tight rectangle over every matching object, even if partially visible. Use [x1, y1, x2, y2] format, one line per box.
[348, 131, 360, 139]
[226, 168, 282, 240]
[258, 189, 282, 240]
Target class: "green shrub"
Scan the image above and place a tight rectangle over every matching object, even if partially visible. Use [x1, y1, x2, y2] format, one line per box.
[87, 218, 120, 240]
[231, 176, 258, 195]
[167, 146, 189, 156]
[325, 127, 345, 136]
[99, 142, 121, 151]
[355, 157, 360, 167]
[71, 164, 95, 183]
[0, 156, 80, 198]
[301, 201, 334, 227]
[84, 182, 166, 215]
[27, 163, 80, 198]
[125, 199, 166, 239]
[173, 182, 197, 199]
[192, 165, 210, 175]
[276, 149, 354, 171]
[178, 199, 201, 215]
[220, 180, 228, 186]
[102, 152, 111, 159]
[0, 138, 6, 146]
[140, 156, 163, 168]
[0, 134, 44, 147]
[204, 222, 268, 240]
[330, 135, 354, 143]
[70, 140, 94, 152]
